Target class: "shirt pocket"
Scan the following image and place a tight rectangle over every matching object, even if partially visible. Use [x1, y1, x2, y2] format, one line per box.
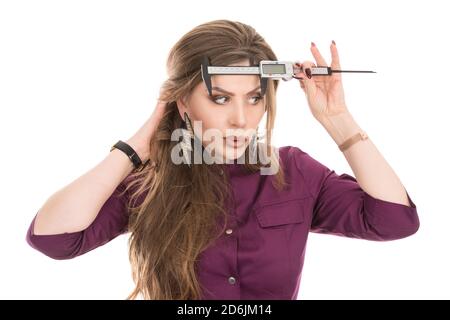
[251, 197, 311, 298]
[255, 197, 309, 228]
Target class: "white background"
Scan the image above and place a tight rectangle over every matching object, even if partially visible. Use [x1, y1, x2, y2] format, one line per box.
[1, 0, 448, 299]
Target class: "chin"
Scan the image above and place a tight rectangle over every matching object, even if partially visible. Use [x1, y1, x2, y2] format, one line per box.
[221, 144, 247, 161]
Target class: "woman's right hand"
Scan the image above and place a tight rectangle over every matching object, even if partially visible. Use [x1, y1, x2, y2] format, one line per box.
[126, 86, 168, 163]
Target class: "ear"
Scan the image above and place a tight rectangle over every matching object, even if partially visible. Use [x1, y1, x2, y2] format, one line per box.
[176, 96, 188, 120]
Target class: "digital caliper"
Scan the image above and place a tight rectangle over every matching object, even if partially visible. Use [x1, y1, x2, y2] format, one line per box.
[201, 55, 376, 96]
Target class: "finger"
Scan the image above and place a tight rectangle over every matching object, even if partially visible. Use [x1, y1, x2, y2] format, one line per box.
[330, 40, 342, 79]
[299, 61, 317, 95]
[154, 98, 168, 115]
[294, 60, 316, 78]
[293, 62, 306, 90]
[310, 42, 328, 67]
[293, 61, 303, 77]
[158, 83, 170, 102]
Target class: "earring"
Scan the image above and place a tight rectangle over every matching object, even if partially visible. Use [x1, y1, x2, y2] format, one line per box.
[180, 112, 194, 167]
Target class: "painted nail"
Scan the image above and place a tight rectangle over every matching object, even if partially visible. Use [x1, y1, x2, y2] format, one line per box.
[305, 68, 312, 79]
[332, 40, 336, 45]
[311, 41, 316, 47]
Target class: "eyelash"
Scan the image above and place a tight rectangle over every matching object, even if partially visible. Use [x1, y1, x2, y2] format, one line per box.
[210, 94, 263, 105]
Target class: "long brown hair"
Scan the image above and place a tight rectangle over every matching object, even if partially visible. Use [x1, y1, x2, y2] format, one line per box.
[121, 19, 287, 300]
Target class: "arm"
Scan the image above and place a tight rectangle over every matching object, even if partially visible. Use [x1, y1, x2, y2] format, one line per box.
[25, 91, 167, 259]
[292, 146, 420, 241]
[31, 96, 166, 236]
[25, 138, 149, 260]
[32, 139, 141, 236]
[26, 178, 132, 259]
[320, 112, 412, 207]
[293, 42, 418, 239]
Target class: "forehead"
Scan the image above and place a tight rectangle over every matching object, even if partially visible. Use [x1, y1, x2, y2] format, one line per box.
[210, 74, 260, 92]
[193, 58, 263, 96]
[205, 59, 260, 93]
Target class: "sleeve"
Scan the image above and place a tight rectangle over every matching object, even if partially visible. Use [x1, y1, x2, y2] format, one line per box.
[25, 180, 131, 260]
[291, 146, 420, 241]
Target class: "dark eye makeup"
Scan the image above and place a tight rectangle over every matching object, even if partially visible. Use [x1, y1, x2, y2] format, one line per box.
[209, 93, 263, 105]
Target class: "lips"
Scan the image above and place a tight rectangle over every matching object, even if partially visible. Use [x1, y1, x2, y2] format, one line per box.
[224, 136, 247, 148]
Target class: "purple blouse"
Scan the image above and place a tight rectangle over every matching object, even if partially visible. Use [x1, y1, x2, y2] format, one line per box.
[26, 146, 420, 299]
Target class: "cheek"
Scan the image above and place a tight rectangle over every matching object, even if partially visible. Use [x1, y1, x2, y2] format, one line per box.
[191, 103, 222, 126]
[195, 113, 225, 140]
[202, 117, 223, 132]
[245, 108, 265, 128]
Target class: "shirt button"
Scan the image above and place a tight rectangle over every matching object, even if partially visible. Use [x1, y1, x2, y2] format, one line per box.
[228, 276, 236, 285]
[225, 228, 233, 235]
[219, 169, 224, 175]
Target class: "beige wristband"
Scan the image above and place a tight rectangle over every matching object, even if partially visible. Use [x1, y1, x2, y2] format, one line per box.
[338, 131, 369, 152]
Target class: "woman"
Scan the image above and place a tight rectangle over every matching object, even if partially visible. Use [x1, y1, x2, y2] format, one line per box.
[26, 19, 420, 300]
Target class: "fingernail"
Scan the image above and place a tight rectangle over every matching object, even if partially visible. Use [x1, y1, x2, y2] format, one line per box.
[305, 68, 312, 79]
[332, 40, 336, 45]
[311, 41, 316, 47]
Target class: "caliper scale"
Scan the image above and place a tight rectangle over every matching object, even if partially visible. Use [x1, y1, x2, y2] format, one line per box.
[201, 55, 376, 96]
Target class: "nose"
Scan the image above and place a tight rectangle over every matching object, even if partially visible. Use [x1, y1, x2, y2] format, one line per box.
[228, 103, 247, 129]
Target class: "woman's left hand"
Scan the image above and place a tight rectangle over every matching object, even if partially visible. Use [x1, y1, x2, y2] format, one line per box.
[294, 41, 350, 124]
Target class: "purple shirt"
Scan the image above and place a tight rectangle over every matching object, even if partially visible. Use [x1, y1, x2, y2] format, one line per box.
[26, 146, 420, 299]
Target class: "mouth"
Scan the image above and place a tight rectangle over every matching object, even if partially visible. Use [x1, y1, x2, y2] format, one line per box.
[224, 135, 247, 148]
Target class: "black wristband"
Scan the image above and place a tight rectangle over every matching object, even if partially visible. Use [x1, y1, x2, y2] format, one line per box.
[110, 140, 143, 169]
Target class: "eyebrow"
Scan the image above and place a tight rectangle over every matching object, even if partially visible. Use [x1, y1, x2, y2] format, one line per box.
[209, 86, 261, 96]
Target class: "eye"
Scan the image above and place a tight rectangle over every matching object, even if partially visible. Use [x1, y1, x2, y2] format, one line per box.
[250, 94, 263, 104]
[210, 94, 263, 105]
[211, 95, 229, 105]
